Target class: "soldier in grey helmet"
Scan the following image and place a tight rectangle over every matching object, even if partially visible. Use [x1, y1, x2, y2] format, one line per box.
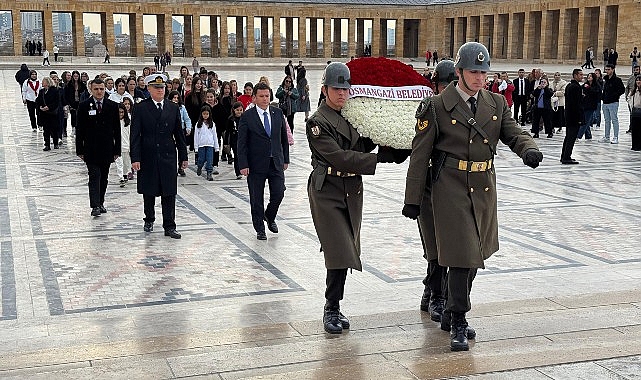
[432, 59, 458, 92]
[306, 62, 400, 334]
[403, 42, 543, 351]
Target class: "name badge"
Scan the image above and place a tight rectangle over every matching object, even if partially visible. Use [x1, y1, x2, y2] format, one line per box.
[89, 110, 97, 116]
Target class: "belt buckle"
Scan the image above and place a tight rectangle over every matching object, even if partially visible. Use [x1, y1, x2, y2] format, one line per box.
[470, 161, 488, 172]
[458, 160, 468, 171]
[327, 167, 333, 175]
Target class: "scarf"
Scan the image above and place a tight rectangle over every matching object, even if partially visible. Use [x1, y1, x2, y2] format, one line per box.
[28, 80, 40, 93]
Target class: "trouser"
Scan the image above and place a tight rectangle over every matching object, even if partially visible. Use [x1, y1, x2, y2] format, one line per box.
[325, 268, 348, 309]
[513, 95, 528, 125]
[54, 53, 58, 61]
[87, 163, 111, 208]
[42, 58, 50, 65]
[287, 113, 295, 133]
[115, 152, 132, 178]
[631, 116, 641, 150]
[230, 135, 240, 176]
[531, 108, 552, 135]
[602, 102, 620, 139]
[247, 159, 285, 233]
[43, 121, 59, 147]
[445, 267, 477, 314]
[197, 146, 214, 173]
[423, 259, 448, 299]
[26, 100, 38, 129]
[143, 194, 176, 231]
[561, 122, 580, 161]
[578, 110, 595, 139]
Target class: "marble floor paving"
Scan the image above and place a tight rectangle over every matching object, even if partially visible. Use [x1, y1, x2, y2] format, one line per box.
[1, 64, 640, 379]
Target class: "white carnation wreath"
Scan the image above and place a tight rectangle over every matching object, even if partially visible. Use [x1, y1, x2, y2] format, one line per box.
[342, 98, 421, 149]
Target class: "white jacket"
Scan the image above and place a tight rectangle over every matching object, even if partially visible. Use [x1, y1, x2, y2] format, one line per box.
[22, 79, 40, 102]
[194, 121, 220, 150]
[551, 79, 568, 108]
[121, 119, 131, 152]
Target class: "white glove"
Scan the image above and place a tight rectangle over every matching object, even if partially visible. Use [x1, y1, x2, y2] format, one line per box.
[498, 81, 508, 92]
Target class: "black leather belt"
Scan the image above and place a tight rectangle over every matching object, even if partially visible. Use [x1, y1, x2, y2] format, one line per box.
[443, 156, 493, 172]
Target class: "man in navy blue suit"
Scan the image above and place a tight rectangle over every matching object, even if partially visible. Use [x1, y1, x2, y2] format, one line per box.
[237, 82, 290, 240]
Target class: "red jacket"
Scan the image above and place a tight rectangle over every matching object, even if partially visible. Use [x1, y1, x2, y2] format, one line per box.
[491, 81, 515, 108]
[425, 51, 432, 61]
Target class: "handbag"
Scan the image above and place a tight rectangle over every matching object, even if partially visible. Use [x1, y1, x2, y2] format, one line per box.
[283, 116, 294, 145]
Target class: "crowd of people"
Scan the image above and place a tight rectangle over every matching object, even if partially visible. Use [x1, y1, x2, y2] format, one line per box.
[422, 62, 639, 152]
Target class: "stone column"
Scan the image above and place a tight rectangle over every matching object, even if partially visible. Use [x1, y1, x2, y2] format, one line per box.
[103, 12, 115, 57]
[597, 6, 607, 59]
[43, 9, 53, 51]
[576, 8, 586, 62]
[184, 15, 193, 58]
[192, 15, 201, 58]
[417, 18, 427, 61]
[522, 12, 530, 60]
[130, 13, 143, 57]
[273, 16, 281, 58]
[332, 18, 341, 57]
[73, 11, 86, 56]
[310, 18, 318, 57]
[348, 18, 356, 58]
[298, 17, 306, 58]
[165, 14, 173, 55]
[379, 19, 387, 56]
[323, 17, 331, 58]
[220, 14, 228, 58]
[356, 18, 365, 57]
[506, 14, 515, 59]
[395, 19, 404, 58]
[12, 10, 22, 56]
[539, 11, 550, 60]
[480, 15, 491, 51]
[247, 16, 255, 58]
[557, 10, 567, 60]
[285, 17, 293, 57]
[236, 16, 244, 57]
[372, 17, 381, 57]
[211, 16, 219, 58]
[260, 17, 269, 57]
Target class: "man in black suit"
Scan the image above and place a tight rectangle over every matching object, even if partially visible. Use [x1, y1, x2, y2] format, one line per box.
[512, 68, 532, 126]
[237, 82, 290, 240]
[76, 78, 121, 217]
[130, 74, 188, 239]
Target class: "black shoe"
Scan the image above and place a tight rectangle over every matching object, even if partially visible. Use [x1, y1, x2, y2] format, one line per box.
[547, 134, 553, 138]
[178, 168, 186, 177]
[144, 222, 153, 232]
[206, 173, 213, 181]
[43, 146, 51, 151]
[323, 308, 343, 334]
[626, 129, 632, 134]
[99, 205, 107, 214]
[428, 297, 445, 322]
[53, 145, 59, 149]
[227, 158, 234, 165]
[338, 311, 350, 329]
[450, 318, 470, 351]
[91, 207, 101, 216]
[196, 166, 202, 176]
[419, 290, 430, 313]
[264, 216, 278, 233]
[164, 229, 181, 239]
[256, 231, 267, 240]
[560, 159, 579, 165]
[441, 310, 476, 340]
[533, 134, 539, 138]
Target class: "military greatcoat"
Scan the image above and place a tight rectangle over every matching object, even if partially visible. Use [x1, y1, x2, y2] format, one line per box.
[306, 101, 377, 271]
[405, 82, 539, 268]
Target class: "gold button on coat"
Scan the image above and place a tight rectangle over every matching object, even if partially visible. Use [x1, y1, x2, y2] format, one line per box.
[492, 115, 498, 120]
[470, 187, 474, 193]
[452, 120, 457, 124]
[484, 187, 489, 191]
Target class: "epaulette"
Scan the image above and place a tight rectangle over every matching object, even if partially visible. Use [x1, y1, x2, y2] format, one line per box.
[415, 97, 432, 119]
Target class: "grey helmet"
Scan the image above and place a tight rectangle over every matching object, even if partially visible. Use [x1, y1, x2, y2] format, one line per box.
[454, 42, 491, 72]
[322, 62, 351, 89]
[434, 59, 458, 84]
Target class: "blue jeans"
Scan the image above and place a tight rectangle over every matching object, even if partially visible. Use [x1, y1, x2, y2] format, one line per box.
[602, 102, 620, 139]
[578, 110, 595, 139]
[197, 146, 214, 174]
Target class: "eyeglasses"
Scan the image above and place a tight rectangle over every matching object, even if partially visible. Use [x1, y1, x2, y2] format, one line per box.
[285, 80, 292, 83]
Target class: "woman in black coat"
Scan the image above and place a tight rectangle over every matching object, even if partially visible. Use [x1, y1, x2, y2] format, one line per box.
[35, 77, 60, 150]
[578, 73, 601, 140]
[184, 77, 205, 152]
[64, 71, 87, 133]
[530, 77, 554, 138]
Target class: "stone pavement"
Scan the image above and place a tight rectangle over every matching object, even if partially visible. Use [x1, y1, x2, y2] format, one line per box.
[1, 62, 641, 379]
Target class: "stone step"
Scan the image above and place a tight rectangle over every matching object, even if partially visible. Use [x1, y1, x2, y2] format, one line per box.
[1, 291, 640, 379]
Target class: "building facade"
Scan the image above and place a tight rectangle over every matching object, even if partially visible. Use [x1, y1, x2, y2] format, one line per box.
[3, 0, 641, 63]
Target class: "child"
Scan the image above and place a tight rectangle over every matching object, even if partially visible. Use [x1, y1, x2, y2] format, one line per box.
[194, 105, 219, 181]
[227, 102, 243, 179]
[115, 103, 132, 187]
[121, 97, 135, 180]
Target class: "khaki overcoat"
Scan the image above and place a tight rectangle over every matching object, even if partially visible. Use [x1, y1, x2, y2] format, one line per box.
[405, 82, 539, 268]
[306, 101, 377, 271]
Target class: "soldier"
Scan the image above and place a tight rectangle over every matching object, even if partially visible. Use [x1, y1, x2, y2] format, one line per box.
[402, 42, 543, 351]
[306, 62, 399, 334]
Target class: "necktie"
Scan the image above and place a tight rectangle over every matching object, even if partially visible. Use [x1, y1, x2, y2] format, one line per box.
[157, 102, 162, 112]
[520, 79, 524, 95]
[469, 97, 477, 115]
[97, 101, 102, 113]
[263, 111, 271, 137]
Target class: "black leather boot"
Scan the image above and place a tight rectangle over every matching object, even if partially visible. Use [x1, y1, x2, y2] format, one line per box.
[428, 296, 445, 322]
[420, 287, 430, 312]
[450, 313, 469, 351]
[441, 310, 476, 340]
[323, 307, 343, 334]
[338, 311, 350, 329]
